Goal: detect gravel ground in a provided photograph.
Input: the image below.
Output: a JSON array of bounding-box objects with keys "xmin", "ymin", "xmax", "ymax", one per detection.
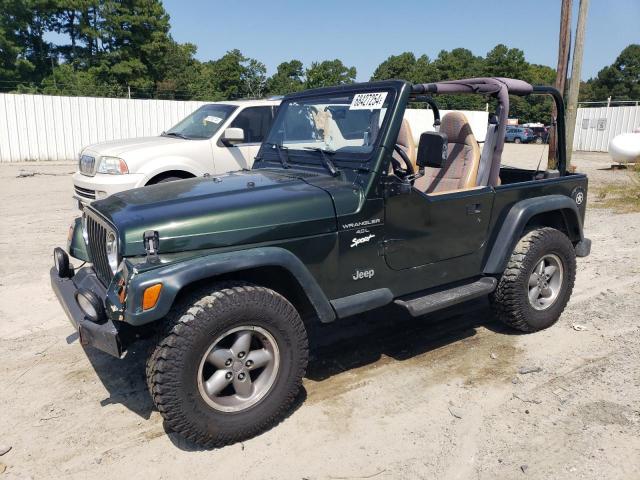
[{"xmin": 0, "ymin": 145, "xmax": 639, "ymax": 479}]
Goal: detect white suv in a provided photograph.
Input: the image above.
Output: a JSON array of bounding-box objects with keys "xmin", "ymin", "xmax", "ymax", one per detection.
[{"xmin": 73, "ymin": 99, "xmax": 280, "ymax": 207}]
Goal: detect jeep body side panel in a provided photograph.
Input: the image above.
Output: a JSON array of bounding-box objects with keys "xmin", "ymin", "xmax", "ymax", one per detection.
[
  {"xmin": 483, "ymin": 174, "xmax": 588, "ymax": 274},
  {"xmin": 124, "ymin": 246, "xmax": 337, "ymax": 326}
]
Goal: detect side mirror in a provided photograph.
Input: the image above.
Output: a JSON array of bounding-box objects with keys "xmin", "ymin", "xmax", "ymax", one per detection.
[
  {"xmin": 221, "ymin": 127, "xmax": 245, "ymax": 146},
  {"xmin": 416, "ymin": 132, "xmax": 448, "ymax": 169}
]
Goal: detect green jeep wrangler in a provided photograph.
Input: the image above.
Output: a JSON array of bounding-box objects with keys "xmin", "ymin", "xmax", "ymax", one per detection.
[{"xmin": 51, "ymin": 77, "xmax": 590, "ymax": 447}]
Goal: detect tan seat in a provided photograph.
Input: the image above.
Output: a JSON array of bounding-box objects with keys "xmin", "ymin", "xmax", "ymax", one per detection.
[
  {"xmin": 415, "ymin": 112, "xmax": 481, "ymax": 194},
  {"xmin": 392, "ymin": 118, "xmax": 417, "ymax": 172}
]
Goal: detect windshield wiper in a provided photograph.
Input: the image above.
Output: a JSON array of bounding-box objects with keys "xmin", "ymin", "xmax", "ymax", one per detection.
[
  {"xmin": 162, "ymin": 131, "xmax": 189, "ymax": 139},
  {"xmin": 303, "ymin": 147, "xmax": 340, "ymax": 177},
  {"xmin": 263, "ymin": 142, "xmax": 290, "ymax": 169}
]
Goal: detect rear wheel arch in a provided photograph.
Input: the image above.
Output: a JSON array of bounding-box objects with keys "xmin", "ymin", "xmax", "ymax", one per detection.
[
  {"xmin": 483, "ymin": 195, "xmax": 583, "ymax": 274},
  {"xmin": 524, "ymin": 209, "xmax": 581, "ymax": 243}
]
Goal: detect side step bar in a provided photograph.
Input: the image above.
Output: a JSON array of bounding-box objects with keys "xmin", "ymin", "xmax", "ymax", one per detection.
[{"xmin": 394, "ymin": 277, "xmax": 497, "ymax": 317}]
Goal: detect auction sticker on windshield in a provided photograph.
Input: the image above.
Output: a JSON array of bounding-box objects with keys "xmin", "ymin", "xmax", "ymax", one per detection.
[
  {"xmin": 350, "ymin": 92, "xmax": 388, "ymax": 110},
  {"xmin": 204, "ymin": 115, "xmax": 223, "ymax": 124}
]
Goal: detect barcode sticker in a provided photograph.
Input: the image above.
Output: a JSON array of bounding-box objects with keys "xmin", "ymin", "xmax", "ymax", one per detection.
[{"xmin": 349, "ymin": 92, "xmax": 388, "ymax": 110}]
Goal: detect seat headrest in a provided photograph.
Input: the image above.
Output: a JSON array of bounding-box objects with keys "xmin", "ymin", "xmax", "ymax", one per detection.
[
  {"xmin": 396, "ymin": 118, "xmax": 413, "ymax": 150},
  {"xmin": 440, "ymin": 112, "xmax": 476, "ymax": 145}
]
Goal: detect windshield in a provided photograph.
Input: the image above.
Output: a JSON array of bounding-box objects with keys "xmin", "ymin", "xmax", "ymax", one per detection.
[
  {"xmin": 165, "ymin": 104, "xmax": 237, "ymax": 139},
  {"xmin": 263, "ymin": 90, "xmax": 394, "ymax": 160}
]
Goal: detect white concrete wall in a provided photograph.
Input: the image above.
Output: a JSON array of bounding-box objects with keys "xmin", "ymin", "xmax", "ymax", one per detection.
[
  {"xmin": 0, "ymin": 93, "xmax": 206, "ymax": 162},
  {"xmin": 574, "ymin": 105, "xmax": 640, "ymax": 152}
]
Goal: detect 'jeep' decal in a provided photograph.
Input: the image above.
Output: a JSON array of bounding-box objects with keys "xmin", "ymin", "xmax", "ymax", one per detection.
[{"xmin": 352, "ymin": 269, "xmax": 375, "ymax": 280}]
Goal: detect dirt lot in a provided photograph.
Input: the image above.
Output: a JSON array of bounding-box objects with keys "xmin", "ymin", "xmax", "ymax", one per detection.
[{"xmin": 0, "ymin": 145, "xmax": 639, "ymax": 479}]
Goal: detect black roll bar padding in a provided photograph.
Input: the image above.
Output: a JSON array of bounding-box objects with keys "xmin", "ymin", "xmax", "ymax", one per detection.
[
  {"xmin": 409, "ymin": 95, "xmax": 441, "ymax": 125},
  {"xmin": 532, "ymin": 85, "xmax": 566, "ymax": 175}
]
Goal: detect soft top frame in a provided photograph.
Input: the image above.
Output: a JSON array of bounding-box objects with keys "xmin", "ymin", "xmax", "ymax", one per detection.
[{"xmin": 410, "ymin": 77, "xmax": 566, "ymax": 184}]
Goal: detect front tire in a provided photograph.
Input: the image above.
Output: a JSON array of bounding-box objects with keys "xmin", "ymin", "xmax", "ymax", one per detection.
[
  {"xmin": 146, "ymin": 283, "xmax": 308, "ymax": 447},
  {"xmin": 490, "ymin": 227, "xmax": 576, "ymax": 332},
  {"xmin": 514, "ymin": 137, "xmax": 522, "ymax": 144}
]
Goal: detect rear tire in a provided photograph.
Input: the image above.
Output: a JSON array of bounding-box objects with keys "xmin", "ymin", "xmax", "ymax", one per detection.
[
  {"xmin": 490, "ymin": 227, "xmax": 576, "ymax": 332},
  {"xmin": 146, "ymin": 283, "xmax": 308, "ymax": 447},
  {"xmin": 535, "ymin": 137, "xmax": 543, "ymax": 144},
  {"xmin": 514, "ymin": 137, "xmax": 522, "ymax": 144}
]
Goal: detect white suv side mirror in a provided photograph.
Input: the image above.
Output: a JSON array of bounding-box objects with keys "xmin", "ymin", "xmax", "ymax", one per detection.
[{"xmin": 221, "ymin": 127, "xmax": 245, "ymax": 146}]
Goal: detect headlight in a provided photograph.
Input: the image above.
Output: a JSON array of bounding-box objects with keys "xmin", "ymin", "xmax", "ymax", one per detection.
[
  {"xmin": 98, "ymin": 156, "xmax": 129, "ymax": 174},
  {"xmin": 106, "ymin": 231, "xmax": 119, "ymax": 273}
]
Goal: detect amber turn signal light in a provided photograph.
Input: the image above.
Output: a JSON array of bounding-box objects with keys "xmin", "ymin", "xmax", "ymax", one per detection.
[{"xmin": 142, "ymin": 284, "xmax": 162, "ymax": 310}]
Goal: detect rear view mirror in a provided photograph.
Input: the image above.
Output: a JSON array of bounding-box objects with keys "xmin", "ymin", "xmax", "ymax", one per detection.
[
  {"xmin": 416, "ymin": 132, "xmax": 448, "ymax": 168},
  {"xmin": 221, "ymin": 127, "xmax": 244, "ymax": 146}
]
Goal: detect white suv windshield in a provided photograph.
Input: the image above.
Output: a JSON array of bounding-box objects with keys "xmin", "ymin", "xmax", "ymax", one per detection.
[
  {"xmin": 165, "ymin": 104, "xmax": 237, "ymax": 139},
  {"xmin": 265, "ymin": 90, "xmax": 393, "ymax": 156}
]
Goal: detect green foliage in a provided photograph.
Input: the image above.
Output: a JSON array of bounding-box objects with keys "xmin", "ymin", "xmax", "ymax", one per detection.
[
  {"xmin": 580, "ymin": 44, "xmax": 640, "ymax": 102},
  {"xmin": 266, "ymin": 60, "xmax": 305, "ymax": 96},
  {"xmin": 0, "ymin": 3, "xmax": 635, "ymax": 113},
  {"xmin": 304, "ymin": 59, "xmax": 356, "ymax": 89}
]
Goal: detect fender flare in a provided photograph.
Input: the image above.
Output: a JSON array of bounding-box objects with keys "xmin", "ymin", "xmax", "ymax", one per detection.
[
  {"xmin": 483, "ymin": 195, "xmax": 583, "ymax": 274},
  {"xmin": 123, "ymin": 247, "xmax": 336, "ymax": 326}
]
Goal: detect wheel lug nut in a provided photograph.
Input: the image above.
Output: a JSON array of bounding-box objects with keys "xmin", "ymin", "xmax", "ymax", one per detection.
[
  {"xmin": 225, "ymin": 372, "xmax": 232, "ymax": 380},
  {"xmin": 225, "ymin": 359, "xmax": 232, "ymax": 366},
  {"xmin": 238, "ymin": 372, "xmax": 246, "ymax": 380},
  {"xmin": 238, "ymin": 351, "xmax": 246, "ymax": 359},
  {"xmin": 246, "ymin": 360, "xmax": 253, "ymax": 367}
]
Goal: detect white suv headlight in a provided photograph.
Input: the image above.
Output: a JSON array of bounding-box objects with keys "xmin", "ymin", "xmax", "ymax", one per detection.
[
  {"xmin": 98, "ymin": 156, "xmax": 129, "ymax": 174},
  {"xmin": 106, "ymin": 231, "xmax": 119, "ymax": 274}
]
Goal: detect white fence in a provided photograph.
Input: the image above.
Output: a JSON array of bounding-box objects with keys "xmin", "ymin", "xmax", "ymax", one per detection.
[
  {"xmin": 0, "ymin": 93, "xmax": 206, "ymax": 162},
  {"xmin": 2, "ymin": 93, "xmax": 638, "ymax": 162},
  {"xmin": 573, "ymin": 105, "xmax": 640, "ymax": 152}
]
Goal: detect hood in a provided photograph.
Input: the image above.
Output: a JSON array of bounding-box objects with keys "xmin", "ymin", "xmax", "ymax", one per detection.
[
  {"xmin": 83, "ymin": 136, "xmax": 191, "ymax": 158},
  {"xmin": 90, "ymin": 169, "xmax": 339, "ymax": 256}
]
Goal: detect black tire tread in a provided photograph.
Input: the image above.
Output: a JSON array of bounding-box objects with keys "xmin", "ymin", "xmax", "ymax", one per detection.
[
  {"xmin": 490, "ymin": 227, "xmax": 576, "ymax": 332},
  {"xmin": 146, "ymin": 282, "xmax": 308, "ymax": 448}
]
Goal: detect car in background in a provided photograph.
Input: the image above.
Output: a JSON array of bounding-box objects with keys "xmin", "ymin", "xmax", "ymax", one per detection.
[
  {"xmin": 72, "ymin": 99, "xmax": 280, "ymax": 208},
  {"xmin": 530, "ymin": 126, "xmax": 550, "ymax": 144},
  {"xmin": 505, "ymin": 125, "xmax": 535, "ymax": 144}
]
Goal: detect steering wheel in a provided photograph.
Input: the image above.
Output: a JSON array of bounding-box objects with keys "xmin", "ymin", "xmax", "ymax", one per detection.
[{"xmin": 391, "ymin": 144, "xmax": 415, "ymax": 181}]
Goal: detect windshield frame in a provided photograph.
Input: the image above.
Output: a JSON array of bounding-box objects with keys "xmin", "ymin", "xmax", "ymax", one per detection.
[
  {"xmin": 258, "ymin": 87, "xmax": 397, "ymax": 166},
  {"xmin": 164, "ymin": 103, "xmax": 238, "ymax": 140}
]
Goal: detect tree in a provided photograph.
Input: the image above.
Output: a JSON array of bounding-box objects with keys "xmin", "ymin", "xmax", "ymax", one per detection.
[
  {"xmin": 0, "ymin": 0, "xmax": 57, "ymax": 87},
  {"xmin": 305, "ymin": 59, "xmax": 356, "ymax": 89},
  {"xmin": 581, "ymin": 44, "xmax": 640, "ymax": 101},
  {"xmin": 266, "ymin": 60, "xmax": 305, "ymax": 95},
  {"xmin": 371, "ymin": 52, "xmax": 416, "ymax": 81}
]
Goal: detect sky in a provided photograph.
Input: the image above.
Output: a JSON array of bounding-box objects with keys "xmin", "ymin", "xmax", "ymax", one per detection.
[{"xmin": 162, "ymin": 0, "xmax": 639, "ymax": 81}]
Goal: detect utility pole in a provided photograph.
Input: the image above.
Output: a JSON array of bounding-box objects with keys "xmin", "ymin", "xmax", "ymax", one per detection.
[
  {"xmin": 565, "ymin": 0, "xmax": 590, "ymax": 167},
  {"xmin": 548, "ymin": 0, "xmax": 572, "ymax": 169}
]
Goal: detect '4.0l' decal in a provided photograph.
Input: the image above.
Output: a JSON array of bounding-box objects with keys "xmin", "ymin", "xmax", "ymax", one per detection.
[{"xmin": 352, "ymin": 269, "xmax": 375, "ymax": 280}]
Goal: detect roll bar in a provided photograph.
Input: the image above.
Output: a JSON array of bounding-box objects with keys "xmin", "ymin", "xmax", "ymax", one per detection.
[{"xmin": 410, "ymin": 78, "xmax": 566, "ymax": 182}]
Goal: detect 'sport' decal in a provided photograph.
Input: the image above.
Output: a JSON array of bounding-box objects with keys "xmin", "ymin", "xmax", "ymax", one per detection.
[{"xmin": 350, "ymin": 234, "xmax": 376, "ymax": 248}]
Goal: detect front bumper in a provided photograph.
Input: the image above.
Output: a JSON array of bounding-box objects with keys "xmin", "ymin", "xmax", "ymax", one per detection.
[
  {"xmin": 72, "ymin": 171, "xmax": 145, "ymax": 205},
  {"xmin": 50, "ymin": 266, "xmax": 129, "ymax": 358}
]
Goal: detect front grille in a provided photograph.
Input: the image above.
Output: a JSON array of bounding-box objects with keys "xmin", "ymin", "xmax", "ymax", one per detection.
[
  {"xmin": 85, "ymin": 214, "xmax": 114, "ymax": 285},
  {"xmin": 79, "ymin": 155, "xmax": 96, "ymax": 175},
  {"xmin": 74, "ymin": 185, "xmax": 96, "ymax": 200}
]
